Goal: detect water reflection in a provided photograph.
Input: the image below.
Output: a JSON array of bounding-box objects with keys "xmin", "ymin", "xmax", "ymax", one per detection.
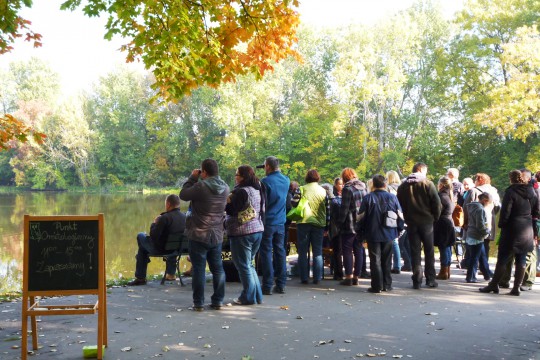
[{"xmin": 0, "ymin": 192, "xmax": 191, "ymax": 293}]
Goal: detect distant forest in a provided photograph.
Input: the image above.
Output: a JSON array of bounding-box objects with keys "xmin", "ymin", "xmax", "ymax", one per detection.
[{"xmin": 1, "ymin": 0, "xmax": 539, "ymax": 190}]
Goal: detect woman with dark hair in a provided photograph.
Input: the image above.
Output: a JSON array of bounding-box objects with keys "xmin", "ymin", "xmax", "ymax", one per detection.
[
  {"xmin": 480, "ymin": 170, "xmax": 540, "ymax": 296},
  {"xmin": 434, "ymin": 176, "xmax": 456, "ymax": 280},
  {"xmin": 292, "ymin": 169, "xmax": 329, "ymax": 284},
  {"xmin": 225, "ymin": 165, "xmax": 265, "ymax": 305}
]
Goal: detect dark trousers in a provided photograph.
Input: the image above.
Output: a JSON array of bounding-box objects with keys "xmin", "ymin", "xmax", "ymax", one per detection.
[
  {"xmin": 368, "ymin": 241, "xmax": 393, "ymax": 291},
  {"xmin": 407, "ymin": 223, "xmax": 436, "ymax": 284},
  {"xmin": 331, "ymin": 235, "xmax": 343, "ymax": 279},
  {"xmin": 341, "ymin": 233, "xmax": 363, "ymax": 277}
]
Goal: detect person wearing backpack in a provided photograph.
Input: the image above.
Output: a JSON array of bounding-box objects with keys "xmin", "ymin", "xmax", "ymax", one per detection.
[
  {"xmin": 358, "ymin": 175, "xmax": 404, "ymax": 293},
  {"xmin": 336, "ymin": 168, "xmax": 367, "ymax": 286}
]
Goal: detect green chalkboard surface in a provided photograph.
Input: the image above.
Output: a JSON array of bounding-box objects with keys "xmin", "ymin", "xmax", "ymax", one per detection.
[{"xmin": 27, "ymin": 220, "xmax": 99, "ymax": 291}]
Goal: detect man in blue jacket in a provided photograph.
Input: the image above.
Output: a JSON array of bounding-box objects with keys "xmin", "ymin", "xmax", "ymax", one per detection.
[{"xmin": 260, "ymin": 156, "xmax": 290, "ymax": 295}]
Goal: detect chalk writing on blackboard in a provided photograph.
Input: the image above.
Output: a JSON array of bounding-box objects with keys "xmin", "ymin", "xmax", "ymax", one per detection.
[{"xmin": 27, "ymin": 220, "xmax": 99, "ymax": 291}]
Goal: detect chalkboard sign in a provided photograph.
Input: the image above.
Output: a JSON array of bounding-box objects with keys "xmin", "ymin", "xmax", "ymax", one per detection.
[
  {"xmin": 22, "ymin": 215, "xmax": 107, "ymax": 360},
  {"xmin": 26, "ymin": 218, "xmax": 99, "ymax": 291}
]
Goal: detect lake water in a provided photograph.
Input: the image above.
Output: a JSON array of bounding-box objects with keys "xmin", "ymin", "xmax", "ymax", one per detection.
[{"xmin": 0, "ymin": 192, "xmax": 192, "ymax": 293}]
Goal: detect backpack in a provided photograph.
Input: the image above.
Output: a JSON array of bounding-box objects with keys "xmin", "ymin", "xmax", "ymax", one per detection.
[{"xmin": 452, "ymin": 204, "xmax": 464, "ymax": 227}]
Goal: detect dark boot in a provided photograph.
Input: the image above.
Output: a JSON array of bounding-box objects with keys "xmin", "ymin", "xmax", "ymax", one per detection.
[
  {"xmin": 508, "ymin": 265, "xmax": 526, "ymax": 296},
  {"xmin": 480, "ymin": 258, "xmax": 507, "ymax": 294}
]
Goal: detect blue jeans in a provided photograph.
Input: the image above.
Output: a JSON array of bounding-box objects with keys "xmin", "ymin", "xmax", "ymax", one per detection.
[
  {"xmin": 466, "ymin": 243, "xmax": 485, "ymax": 282},
  {"xmin": 392, "ymin": 238, "xmax": 401, "ymax": 270},
  {"xmin": 230, "ymin": 233, "xmax": 263, "ymax": 305},
  {"xmin": 135, "ymin": 232, "xmax": 176, "ymax": 279},
  {"xmin": 399, "ymin": 231, "xmax": 411, "ymax": 269},
  {"xmin": 189, "ymin": 240, "xmax": 225, "ymax": 307},
  {"xmin": 260, "ymin": 224, "xmax": 287, "ymax": 290},
  {"xmin": 296, "ymin": 224, "xmax": 324, "ymax": 282},
  {"xmin": 438, "ymin": 246, "xmax": 452, "ymax": 267},
  {"xmin": 341, "ymin": 233, "xmax": 364, "ymax": 277}
]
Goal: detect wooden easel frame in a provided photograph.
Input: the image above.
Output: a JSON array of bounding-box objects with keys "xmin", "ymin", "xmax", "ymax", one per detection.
[{"xmin": 21, "ymin": 214, "xmax": 107, "ymax": 359}]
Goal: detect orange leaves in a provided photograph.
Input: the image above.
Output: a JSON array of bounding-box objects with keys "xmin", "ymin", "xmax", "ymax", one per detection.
[
  {"xmin": 64, "ymin": 0, "xmax": 301, "ymax": 102},
  {"xmin": 0, "ymin": 114, "xmax": 46, "ymax": 151}
]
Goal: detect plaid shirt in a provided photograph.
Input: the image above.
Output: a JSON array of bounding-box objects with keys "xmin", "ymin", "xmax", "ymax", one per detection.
[{"xmin": 336, "ymin": 179, "xmax": 367, "ymax": 234}]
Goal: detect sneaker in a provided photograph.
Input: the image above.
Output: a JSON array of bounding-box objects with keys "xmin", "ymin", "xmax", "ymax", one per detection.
[
  {"xmin": 401, "ymin": 266, "xmax": 412, "ymax": 272},
  {"xmin": 273, "ymin": 286, "xmax": 286, "ymax": 294},
  {"xmin": 360, "ymin": 272, "xmax": 371, "ymax": 279},
  {"xmin": 391, "ymin": 269, "xmax": 401, "ymax": 274},
  {"xmin": 191, "ymin": 305, "xmax": 204, "ymax": 312},
  {"xmin": 426, "ymin": 280, "xmax": 438, "ymax": 288},
  {"xmin": 209, "ymin": 304, "xmax": 222, "ymax": 310},
  {"xmin": 383, "ymin": 286, "xmax": 393, "ymax": 292},
  {"xmin": 127, "ymin": 278, "xmax": 147, "ymax": 286}
]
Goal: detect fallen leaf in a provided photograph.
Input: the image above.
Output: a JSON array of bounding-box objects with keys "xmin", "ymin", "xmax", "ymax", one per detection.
[
  {"xmin": 356, "ymin": 354, "xmax": 364, "ymax": 357},
  {"xmin": 135, "ymin": 317, "xmax": 143, "ymax": 321},
  {"xmin": 162, "ymin": 346, "xmax": 170, "ymax": 352},
  {"xmin": 166, "ymin": 315, "xmax": 172, "ymax": 318},
  {"xmin": 296, "ymin": 316, "xmax": 303, "ymax": 319},
  {"xmin": 429, "ymin": 321, "xmax": 435, "ymax": 326},
  {"xmin": 121, "ymin": 347, "xmax": 132, "ymax": 352},
  {"xmin": 222, "ymin": 326, "xmax": 230, "ymax": 329},
  {"xmin": 242, "ymin": 356, "xmax": 254, "ymax": 360},
  {"xmin": 280, "ymin": 306, "xmax": 289, "ymax": 310},
  {"xmin": 204, "ymin": 344, "xmax": 212, "ymax": 348},
  {"xmin": 425, "ymin": 312, "xmax": 438, "ymax": 316},
  {"xmin": 339, "ymin": 348, "xmax": 350, "ymax": 352},
  {"xmin": 344, "ymin": 340, "xmax": 352, "ymax": 343},
  {"xmin": 367, "ymin": 354, "xmax": 377, "ymax": 357},
  {"xmin": 392, "ymin": 356, "xmax": 403, "ymax": 359}
]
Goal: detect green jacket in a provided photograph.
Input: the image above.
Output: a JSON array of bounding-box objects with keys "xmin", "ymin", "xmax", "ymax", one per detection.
[{"xmin": 297, "ymin": 182, "xmax": 328, "ymax": 228}]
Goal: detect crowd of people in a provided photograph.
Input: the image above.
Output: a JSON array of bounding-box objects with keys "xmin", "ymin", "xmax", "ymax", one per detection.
[{"xmin": 127, "ymin": 157, "xmax": 540, "ymax": 310}]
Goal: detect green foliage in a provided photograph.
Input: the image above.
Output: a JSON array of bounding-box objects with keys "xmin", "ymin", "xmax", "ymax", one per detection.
[{"xmin": 2, "ymin": 0, "xmax": 539, "ymax": 191}]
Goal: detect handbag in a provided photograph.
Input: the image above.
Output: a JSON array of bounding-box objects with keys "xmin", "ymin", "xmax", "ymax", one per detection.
[
  {"xmin": 238, "ymin": 200, "xmax": 256, "ymax": 224},
  {"xmin": 286, "ymin": 187, "xmax": 308, "ymax": 221}
]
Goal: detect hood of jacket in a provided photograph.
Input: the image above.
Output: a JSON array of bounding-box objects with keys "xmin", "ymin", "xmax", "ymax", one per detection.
[
  {"xmin": 202, "ymin": 176, "xmax": 228, "ymax": 195},
  {"xmin": 466, "ymin": 201, "xmax": 484, "ymax": 218},
  {"xmin": 346, "ymin": 178, "xmax": 366, "ymax": 192},
  {"xmin": 508, "ymin": 183, "xmax": 535, "ymax": 200},
  {"xmin": 406, "ymin": 172, "xmax": 426, "ymax": 184}
]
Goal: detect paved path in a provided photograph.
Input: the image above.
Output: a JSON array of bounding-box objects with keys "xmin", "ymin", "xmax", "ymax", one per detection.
[{"xmin": 1, "ymin": 268, "xmax": 539, "ymax": 360}]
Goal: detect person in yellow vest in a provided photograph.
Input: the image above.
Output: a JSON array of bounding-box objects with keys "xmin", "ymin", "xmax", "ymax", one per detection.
[{"xmin": 291, "ymin": 169, "xmax": 330, "ymax": 284}]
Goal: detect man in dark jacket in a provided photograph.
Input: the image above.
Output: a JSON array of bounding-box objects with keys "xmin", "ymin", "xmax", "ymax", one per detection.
[
  {"xmin": 128, "ymin": 194, "xmax": 186, "ymax": 286},
  {"xmin": 358, "ymin": 175, "xmax": 404, "ymax": 293},
  {"xmin": 180, "ymin": 159, "xmax": 230, "ymax": 311},
  {"xmin": 397, "ymin": 163, "xmax": 442, "ymax": 289}
]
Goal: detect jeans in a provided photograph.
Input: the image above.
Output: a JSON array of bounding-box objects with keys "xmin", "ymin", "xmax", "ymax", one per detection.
[
  {"xmin": 438, "ymin": 246, "xmax": 452, "ymax": 267},
  {"xmin": 399, "ymin": 231, "xmax": 411, "ymax": 270},
  {"xmin": 407, "ymin": 223, "xmax": 436, "ymax": 284},
  {"xmin": 368, "ymin": 241, "xmax": 393, "ymax": 291},
  {"xmin": 189, "ymin": 240, "xmax": 225, "ymax": 307},
  {"xmin": 392, "ymin": 238, "xmax": 401, "ymax": 270},
  {"xmin": 260, "ymin": 224, "xmax": 287, "ymax": 290},
  {"xmin": 296, "ymin": 224, "xmax": 324, "ymax": 282},
  {"xmin": 230, "ymin": 233, "xmax": 263, "ymax": 304},
  {"xmin": 341, "ymin": 233, "xmax": 363, "ymax": 277},
  {"xmin": 135, "ymin": 232, "xmax": 176, "ymax": 279},
  {"xmin": 466, "ymin": 243, "xmax": 485, "ymax": 282}
]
